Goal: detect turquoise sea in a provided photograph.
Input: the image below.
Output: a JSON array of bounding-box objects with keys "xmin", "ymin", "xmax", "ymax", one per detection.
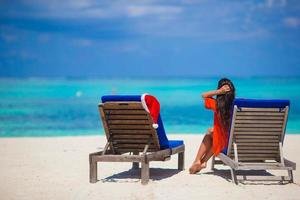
[{"xmin": 0, "ymin": 77, "xmax": 300, "ymax": 137}]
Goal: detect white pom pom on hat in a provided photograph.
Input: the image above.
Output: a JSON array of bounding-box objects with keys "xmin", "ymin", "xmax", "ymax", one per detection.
[{"xmin": 152, "ymin": 123, "xmax": 158, "ymax": 129}]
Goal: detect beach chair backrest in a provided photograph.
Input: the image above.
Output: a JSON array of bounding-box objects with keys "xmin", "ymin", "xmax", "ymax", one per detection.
[
  {"xmin": 227, "ymin": 99, "xmax": 289, "ymax": 162},
  {"xmin": 99, "ymin": 101, "xmax": 161, "ymax": 154}
]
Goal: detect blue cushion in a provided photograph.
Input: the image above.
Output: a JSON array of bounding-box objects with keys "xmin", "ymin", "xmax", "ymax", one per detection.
[
  {"xmin": 102, "ymin": 95, "xmax": 141, "ymax": 102},
  {"xmin": 101, "ymin": 95, "xmax": 184, "ymax": 150},
  {"xmin": 168, "ymin": 140, "xmax": 184, "ymax": 148},
  {"xmin": 156, "ymin": 115, "xmax": 170, "ymax": 149},
  {"xmin": 233, "ymin": 98, "xmax": 290, "ymax": 108},
  {"xmin": 222, "ymin": 98, "xmax": 290, "ymax": 155}
]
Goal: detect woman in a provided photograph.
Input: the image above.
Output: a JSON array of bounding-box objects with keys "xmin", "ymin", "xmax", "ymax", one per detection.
[{"xmin": 189, "ymin": 78, "xmax": 236, "ymax": 174}]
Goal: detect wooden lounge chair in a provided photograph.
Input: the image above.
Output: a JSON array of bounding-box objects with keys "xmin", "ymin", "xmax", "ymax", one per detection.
[
  {"xmin": 211, "ymin": 98, "xmax": 296, "ymax": 184},
  {"xmin": 89, "ymin": 95, "xmax": 185, "ymax": 185}
]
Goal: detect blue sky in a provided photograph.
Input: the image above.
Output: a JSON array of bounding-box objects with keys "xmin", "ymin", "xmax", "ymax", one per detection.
[{"xmin": 0, "ymin": 0, "xmax": 300, "ymax": 77}]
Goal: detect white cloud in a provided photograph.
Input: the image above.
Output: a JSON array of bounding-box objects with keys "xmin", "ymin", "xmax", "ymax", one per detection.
[
  {"xmin": 265, "ymin": 0, "xmax": 286, "ymax": 8},
  {"xmin": 283, "ymin": 17, "xmax": 300, "ymax": 28},
  {"xmin": 126, "ymin": 5, "xmax": 182, "ymax": 17},
  {"xmin": 2, "ymin": 0, "xmax": 296, "ymax": 42},
  {"xmin": 13, "ymin": 0, "xmax": 182, "ymax": 19},
  {"xmin": 72, "ymin": 38, "xmax": 93, "ymax": 47}
]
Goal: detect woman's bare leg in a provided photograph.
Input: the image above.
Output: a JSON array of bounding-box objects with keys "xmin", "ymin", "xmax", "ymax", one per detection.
[
  {"xmin": 193, "ymin": 133, "xmax": 212, "ymax": 162},
  {"xmin": 199, "ymin": 145, "xmax": 214, "ymax": 169},
  {"xmin": 189, "ymin": 128, "xmax": 213, "ymax": 174}
]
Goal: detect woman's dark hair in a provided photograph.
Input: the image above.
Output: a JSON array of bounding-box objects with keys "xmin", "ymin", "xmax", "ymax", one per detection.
[{"xmin": 216, "ymin": 78, "xmax": 236, "ymax": 130}]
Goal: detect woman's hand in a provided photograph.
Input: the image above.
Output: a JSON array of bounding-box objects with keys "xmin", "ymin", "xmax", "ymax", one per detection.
[
  {"xmin": 217, "ymin": 85, "xmax": 231, "ymax": 94},
  {"xmin": 202, "ymin": 84, "xmax": 231, "ymax": 98}
]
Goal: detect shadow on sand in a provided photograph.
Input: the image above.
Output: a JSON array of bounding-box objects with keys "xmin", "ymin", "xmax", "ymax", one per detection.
[
  {"xmin": 101, "ymin": 168, "xmax": 181, "ymax": 183},
  {"xmin": 202, "ymin": 169, "xmax": 290, "ymax": 185}
]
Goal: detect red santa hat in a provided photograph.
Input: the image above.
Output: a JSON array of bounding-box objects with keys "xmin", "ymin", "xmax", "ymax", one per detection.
[{"xmin": 141, "ymin": 93, "xmax": 160, "ymax": 129}]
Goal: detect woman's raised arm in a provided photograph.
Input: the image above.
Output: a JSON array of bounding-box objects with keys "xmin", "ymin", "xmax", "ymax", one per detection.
[{"xmin": 201, "ymin": 85, "xmax": 230, "ymax": 98}]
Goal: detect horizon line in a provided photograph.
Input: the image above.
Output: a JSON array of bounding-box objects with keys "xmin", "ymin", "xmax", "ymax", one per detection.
[{"xmin": 1, "ymin": 75, "xmax": 300, "ymax": 80}]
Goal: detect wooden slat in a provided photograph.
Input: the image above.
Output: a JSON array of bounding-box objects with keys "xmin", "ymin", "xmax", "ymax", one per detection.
[
  {"xmin": 112, "ymin": 139, "xmax": 153, "ymax": 144},
  {"xmin": 107, "ymin": 115, "xmax": 149, "ymax": 120},
  {"xmin": 236, "ymin": 157, "xmax": 279, "ymax": 161},
  {"xmin": 92, "ymin": 154, "xmax": 142, "ymax": 162},
  {"xmin": 234, "ymin": 146, "xmax": 279, "ymax": 150},
  {"xmin": 235, "ymin": 131, "xmax": 282, "ymax": 135},
  {"xmin": 146, "ymin": 146, "xmax": 185, "ymax": 161},
  {"xmin": 109, "ymin": 124, "xmax": 151, "ymax": 130},
  {"xmin": 238, "ymin": 162, "xmax": 281, "ymax": 165},
  {"xmin": 231, "ymin": 148, "xmax": 279, "ymax": 152},
  {"xmin": 235, "ymin": 135, "xmax": 279, "ymax": 139},
  {"xmin": 235, "ymin": 143, "xmax": 279, "ymax": 147},
  {"xmin": 115, "ymin": 147, "xmax": 155, "ymax": 151},
  {"xmin": 230, "ymin": 157, "xmax": 277, "ymax": 161},
  {"xmin": 235, "ymin": 139, "xmax": 279, "ymax": 143},
  {"xmin": 234, "ymin": 128, "xmax": 282, "ymax": 132},
  {"xmin": 235, "ymin": 123, "xmax": 283, "ymax": 128},
  {"xmin": 112, "ymin": 135, "xmax": 152, "ymax": 139},
  {"xmin": 236, "ymin": 159, "xmax": 272, "ymax": 162},
  {"xmin": 227, "ymin": 155, "xmax": 267, "ymax": 161},
  {"xmin": 114, "ymin": 144, "xmax": 156, "ymax": 148},
  {"xmin": 236, "ymin": 112, "xmax": 284, "ymax": 116},
  {"xmin": 110, "ymin": 129, "xmax": 153, "ymax": 134},
  {"xmin": 114, "ymin": 144, "xmax": 157, "ymax": 149},
  {"xmin": 235, "ymin": 120, "xmax": 283, "ymax": 124},
  {"xmin": 233, "ymin": 153, "xmax": 279, "ymax": 160},
  {"xmin": 238, "ymin": 108, "xmax": 281, "ymax": 112},
  {"xmin": 117, "ymin": 149, "xmax": 157, "ymax": 153},
  {"xmin": 113, "ymin": 145, "xmax": 156, "ymax": 151},
  {"xmin": 112, "ymin": 136, "xmax": 160, "ymax": 151},
  {"xmin": 232, "ymin": 153, "xmax": 278, "ymax": 158},
  {"xmin": 105, "ymin": 110, "xmax": 147, "ymax": 115},
  {"xmin": 236, "ymin": 115, "xmax": 284, "ymax": 120},
  {"xmin": 235, "ymin": 136, "xmax": 279, "ymax": 141},
  {"xmin": 103, "ymin": 102, "xmax": 144, "ymax": 109},
  {"xmin": 108, "ymin": 120, "xmax": 150, "ymax": 125},
  {"xmin": 231, "ymin": 149, "xmax": 279, "ymax": 154}
]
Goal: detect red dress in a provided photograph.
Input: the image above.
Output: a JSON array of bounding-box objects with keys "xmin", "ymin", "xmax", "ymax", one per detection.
[{"xmin": 204, "ymin": 98, "xmax": 228, "ymax": 156}]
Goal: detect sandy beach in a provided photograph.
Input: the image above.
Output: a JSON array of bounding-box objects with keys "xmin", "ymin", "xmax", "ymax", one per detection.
[{"xmin": 1, "ymin": 134, "xmax": 300, "ymax": 200}]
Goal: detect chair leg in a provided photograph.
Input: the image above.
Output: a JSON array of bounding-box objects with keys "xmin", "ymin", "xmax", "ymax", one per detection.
[
  {"xmin": 211, "ymin": 156, "xmax": 215, "ymax": 170},
  {"xmin": 132, "ymin": 151, "xmax": 139, "ymax": 169},
  {"xmin": 141, "ymin": 161, "xmax": 150, "ymax": 185},
  {"xmin": 230, "ymin": 168, "xmax": 238, "ymax": 185},
  {"xmin": 178, "ymin": 152, "xmax": 185, "ymax": 170},
  {"xmin": 89, "ymin": 154, "xmax": 97, "ymax": 183},
  {"xmin": 288, "ymin": 170, "xmax": 294, "ymax": 183}
]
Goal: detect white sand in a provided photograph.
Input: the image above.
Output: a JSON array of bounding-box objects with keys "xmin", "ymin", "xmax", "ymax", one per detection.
[{"xmin": 1, "ymin": 134, "xmax": 300, "ymax": 200}]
